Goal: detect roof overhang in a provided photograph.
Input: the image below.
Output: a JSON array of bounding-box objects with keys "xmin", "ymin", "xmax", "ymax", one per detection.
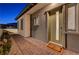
[
  {"xmin": 15, "ymin": 3, "xmax": 37, "ymax": 20},
  {"xmin": 15, "ymin": 3, "xmax": 50, "ymax": 20},
  {"xmin": 26, "ymin": 3, "xmax": 50, "ymax": 14}
]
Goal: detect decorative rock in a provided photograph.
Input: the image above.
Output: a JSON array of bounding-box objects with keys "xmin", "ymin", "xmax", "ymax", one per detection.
[{"xmin": 3, "ymin": 39, "xmax": 7, "ymax": 43}]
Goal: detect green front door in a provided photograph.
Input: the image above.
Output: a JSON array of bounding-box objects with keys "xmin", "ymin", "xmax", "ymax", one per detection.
[{"xmin": 48, "ymin": 7, "xmax": 65, "ymax": 47}]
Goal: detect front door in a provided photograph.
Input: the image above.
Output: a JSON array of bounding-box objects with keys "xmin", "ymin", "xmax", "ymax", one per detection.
[{"xmin": 48, "ymin": 7, "xmax": 65, "ymax": 47}]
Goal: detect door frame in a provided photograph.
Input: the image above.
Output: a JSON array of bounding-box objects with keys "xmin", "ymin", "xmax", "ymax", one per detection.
[{"xmin": 46, "ymin": 5, "xmax": 66, "ymax": 48}]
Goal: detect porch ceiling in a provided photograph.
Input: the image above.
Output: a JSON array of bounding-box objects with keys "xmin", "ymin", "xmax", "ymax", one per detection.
[{"xmin": 26, "ymin": 3, "xmax": 50, "ymax": 14}]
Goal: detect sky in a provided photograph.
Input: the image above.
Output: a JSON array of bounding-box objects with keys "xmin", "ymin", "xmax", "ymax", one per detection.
[{"xmin": 0, "ymin": 3, "xmax": 27, "ymax": 24}]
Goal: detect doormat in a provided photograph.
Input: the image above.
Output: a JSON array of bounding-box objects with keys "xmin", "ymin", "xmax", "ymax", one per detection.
[{"xmin": 47, "ymin": 42, "xmax": 64, "ymax": 53}]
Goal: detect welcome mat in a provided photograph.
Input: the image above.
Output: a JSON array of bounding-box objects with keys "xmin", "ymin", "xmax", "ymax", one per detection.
[{"xmin": 47, "ymin": 42, "xmax": 64, "ymax": 53}]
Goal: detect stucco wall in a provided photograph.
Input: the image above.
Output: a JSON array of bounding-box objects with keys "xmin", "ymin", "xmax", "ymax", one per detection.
[
  {"xmin": 24, "ymin": 15, "xmax": 30, "ymax": 37},
  {"xmin": 17, "ymin": 14, "xmax": 30, "ymax": 37},
  {"xmin": 31, "ymin": 8, "xmax": 47, "ymax": 42},
  {"xmin": 67, "ymin": 34, "xmax": 79, "ymax": 52}
]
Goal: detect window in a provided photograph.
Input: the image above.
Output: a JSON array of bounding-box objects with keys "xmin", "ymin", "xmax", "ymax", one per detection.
[
  {"xmin": 21, "ymin": 19, "xmax": 23, "ymax": 30},
  {"xmin": 33, "ymin": 16, "xmax": 39, "ymax": 26},
  {"xmin": 67, "ymin": 4, "xmax": 76, "ymax": 31}
]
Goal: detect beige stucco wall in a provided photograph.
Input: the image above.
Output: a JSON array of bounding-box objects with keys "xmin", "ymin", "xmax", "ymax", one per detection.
[
  {"xmin": 24, "ymin": 14, "xmax": 30, "ymax": 37},
  {"xmin": 17, "ymin": 13, "xmax": 30, "ymax": 37},
  {"xmin": 17, "ymin": 3, "xmax": 64, "ymax": 38}
]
